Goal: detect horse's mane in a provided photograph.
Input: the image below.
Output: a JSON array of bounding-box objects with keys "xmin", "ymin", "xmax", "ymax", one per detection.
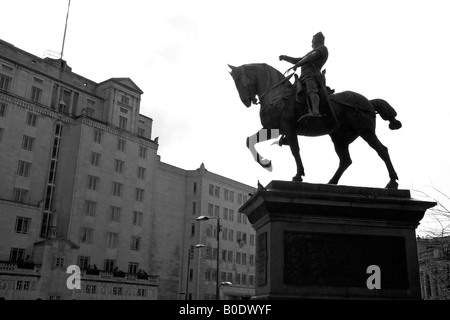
[{"xmin": 243, "ymin": 63, "xmax": 286, "ymax": 83}]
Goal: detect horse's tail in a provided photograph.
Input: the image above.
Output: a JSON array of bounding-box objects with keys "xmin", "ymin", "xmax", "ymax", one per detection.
[{"xmin": 370, "ymin": 98, "xmax": 402, "ymax": 130}]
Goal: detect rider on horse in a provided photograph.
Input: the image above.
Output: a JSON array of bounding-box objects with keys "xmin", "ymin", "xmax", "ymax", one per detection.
[{"xmin": 279, "ymin": 32, "xmax": 329, "ymax": 119}]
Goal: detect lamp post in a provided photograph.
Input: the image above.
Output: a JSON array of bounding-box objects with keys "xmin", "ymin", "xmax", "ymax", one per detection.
[
  {"xmin": 185, "ymin": 244, "xmax": 204, "ymax": 300},
  {"xmin": 197, "ymin": 215, "xmax": 221, "ymax": 300}
]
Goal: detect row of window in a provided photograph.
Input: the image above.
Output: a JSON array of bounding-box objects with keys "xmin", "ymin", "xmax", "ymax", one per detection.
[
  {"xmin": 84, "ymin": 201, "xmax": 143, "ymax": 224},
  {"xmin": 203, "ymin": 247, "xmax": 255, "ymax": 266},
  {"xmin": 87, "ymin": 175, "xmax": 145, "ymax": 201},
  {"xmin": 0, "ymin": 104, "xmax": 38, "ymax": 126},
  {"xmin": 93, "ymin": 130, "xmax": 149, "ymax": 158},
  {"xmin": 90, "ymin": 152, "xmax": 147, "ymax": 179},
  {"xmin": 206, "ymin": 184, "xmax": 249, "ymax": 205},
  {"xmin": 81, "ymin": 284, "xmax": 148, "ymax": 297},
  {"xmin": 202, "ymin": 269, "xmax": 255, "ymax": 286},
  {"xmin": 206, "ymin": 204, "xmax": 249, "ymax": 224},
  {"xmin": 79, "ymin": 227, "xmax": 142, "ymax": 251},
  {"xmin": 77, "ymin": 256, "xmax": 146, "ymax": 277},
  {"xmin": 203, "ymin": 225, "xmax": 254, "ymax": 246}
]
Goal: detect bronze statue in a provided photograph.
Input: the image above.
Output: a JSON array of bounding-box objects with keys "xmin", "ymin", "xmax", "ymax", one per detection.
[
  {"xmin": 279, "ymin": 32, "xmax": 328, "ymax": 119},
  {"xmin": 229, "ymin": 62, "xmax": 402, "ymax": 189}
]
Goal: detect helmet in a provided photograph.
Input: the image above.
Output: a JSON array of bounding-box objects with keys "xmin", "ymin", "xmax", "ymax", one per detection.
[{"xmin": 312, "ymin": 32, "xmax": 325, "ymax": 44}]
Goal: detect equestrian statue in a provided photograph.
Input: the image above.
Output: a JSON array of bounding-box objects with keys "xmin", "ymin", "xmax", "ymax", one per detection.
[{"xmin": 229, "ymin": 32, "xmax": 402, "ymax": 189}]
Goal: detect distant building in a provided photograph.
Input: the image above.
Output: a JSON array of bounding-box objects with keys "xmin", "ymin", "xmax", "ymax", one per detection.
[
  {"xmin": 417, "ymin": 236, "xmax": 450, "ymax": 300},
  {"xmin": 0, "ymin": 39, "xmax": 255, "ymax": 300}
]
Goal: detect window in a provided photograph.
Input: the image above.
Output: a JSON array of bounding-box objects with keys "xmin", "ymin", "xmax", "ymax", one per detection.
[
  {"xmin": 242, "ymin": 274, "xmax": 247, "ymax": 285},
  {"xmin": 192, "ymin": 202, "xmax": 197, "ymax": 215},
  {"xmin": 139, "ymin": 146, "xmax": 147, "ymax": 159},
  {"xmin": 224, "ymin": 189, "xmax": 229, "ymax": 201},
  {"xmin": 0, "ymin": 74, "xmax": 12, "ymax": 91},
  {"xmin": 137, "ymin": 289, "xmax": 147, "ymax": 297},
  {"xmin": 227, "ymin": 272, "xmax": 232, "ymax": 283},
  {"xmin": 117, "ymin": 138, "xmax": 126, "ymax": 152},
  {"xmin": 138, "ymin": 127, "xmax": 145, "ymax": 136},
  {"xmin": 214, "ymin": 186, "xmax": 220, "ymax": 198},
  {"xmin": 214, "ymin": 205, "xmax": 219, "ymax": 217},
  {"xmin": 77, "ymin": 256, "xmax": 90, "ymax": 270},
  {"xmin": 229, "ymin": 191, "xmax": 234, "ymax": 202},
  {"xmin": 236, "ymin": 252, "xmax": 241, "ymax": 264},
  {"xmin": 133, "ymin": 211, "xmax": 143, "ymax": 226},
  {"xmin": 15, "ymin": 217, "xmax": 30, "ymax": 234},
  {"xmin": 242, "ymin": 233, "xmax": 247, "ymax": 244},
  {"xmin": 209, "ymin": 184, "xmax": 214, "ymax": 196},
  {"xmin": 236, "ymin": 231, "xmax": 242, "ymax": 244},
  {"xmin": 84, "ymin": 200, "xmax": 96, "ymax": 216},
  {"xmin": 26, "ymin": 112, "xmax": 37, "ymax": 127},
  {"xmin": 193, "ymin": 182, "xmax": 197, "ymax": 194},
  {"xmin": 87, "ymin": 175, "xmax": 99, "ymax": 190},
  {"xmin": 243, "ymin": 215, "xmax": 248, "ymax": 225},
  {"xmin": 115, "ymin": 159, "xmax": 124, "ymax": 173},
  {"xmin": 250, "ymin": 255, "xmax": 254, "ymax": 266},
  {"xmin": 235, "ymin": 273, "xmax": 241, "ymax": 285},
  {"xmin": 110, "ymin": 206, "xmax": 121, "ymax": 221},
  {"xmin": 128, "ymin": 262, "xmax": 139, "ymax": 274},
  {"xmin": 90, "ymin": 152, "xmax": 101, "ymax": 166},
  {"xmin": 237, "ymin": 213, "xmax": 242, "ymax": 223},
  {"xmin": 250, "ymin": 234, "xmax": 255, "ymax": 246},
  {"xmin": 55, "ymin": 257, "xmax": 65, "ymax": 268},
  {"xmin": 86, "ymin": 108, "xmax": 95, "ymax": 117},
  {"xmin": 130, "ymin": 236, "xmax": 141, "ymax": 251},
  {"xmin": 104, "ymin": 259, "xmax": 115, "ymax": 272},
  {"xmin": 31, "ymin": 86, "xmax": 42, "ymax": 103},
  {"xmin": 206, "ymin": 225, "xmax": 212, "ymax": 237},
  {"xmin": 189, "ymin": 269, "xmax": 194, "ymax": 281},
  {"xmin": 80, "ymin": 227, "xmax": 94, "ymax": 244},
  {"xmin": 119, "ymin": 116, "xmax": 128, "ymax": 130},
  {"xmin": 229, "ymin": 210, "xmax": 234, "ymax": 222},
  {"xmin": 0, "ymin": 128, "xmax": 3, "ymax": 142},
  {"xmin": 222, "ymin": 228, "xmax": 228, "ymax": 241},
  {"xmin": 249, "ymin": 275, "xmax": 254, "ymax": 286},
  {"xmin": 221, "ymin": 271, "xmax": 226, "ymax": 282},
  {"xmin": 22, "ymin": 135, "xmax": 35, "ymax": 151},
  {"xmin": 229, "ymin": 229, "xmax": 234, "ymax": 242},
  {"xmin": 208, "ymin": 204, "xmax": 213, "ymax": 216},
  {"xmin": 223, "ymin": 208, "xmax": 228, "ymax": 220},
  {"xmin": 13, "ymin": 188, "xmax": 28, "ymax": 203},
  {"xmin": 238, "ymin": 194, "xmax": 243, "ymax": 205},
  {"xmin": 23, "ymin": 281, "xmax": 30, "ymax": 291},
  {"xmin": 112, "ymin": 182, "xmax": 123, "ymax": 196},
  {"xmin": 121, "ymin": 95, "xmax": 130, "ymax": 105},
  {"xmin": 137, "ymin": 167, "xmax": 146, "ymax": 179},
  {"xmin": 17, "ymin": 160, "xmax": 32, "ymax": 177},
  {"xmin": 136, "ymin": 188, "xmax": 144, "ymax": 202},
  {"xmin": 222, "ymin": 250, "xmax": 227, "ymax": 262},
  {"xmin": 205, "ymin": 269, "xmax": 211, "ymax": 281},
  {"xmin": 242, "ymin": 253, "xmax": 247, "ymax": 265},
  {"xmin": 85, "ymin": 285, "xmax": 96, "ymax": 294},
  {"xmin": 107, "ymin": 232, "xmax": 118, "ymax": 248},
  {"xmin": 228, "ymin": 250, "xmax": 233, "ymax": 263},
  {"xmin": 9, "ymin": 248, "xmax": 26, "ymax": 263},
  {"xmin": 191, "ymin": 223, "xmax": 195, "ymax": 237},
  {"xmin": 93, "ymin": 130, "xmax": 102, "ymax": 143},
  {"xmin": 0, "ymin": 103, "xmax": 6, "ymax": 117},
  {"xmin": 113, "ymin": 287, "xmax": 123, "ymax": 296}
]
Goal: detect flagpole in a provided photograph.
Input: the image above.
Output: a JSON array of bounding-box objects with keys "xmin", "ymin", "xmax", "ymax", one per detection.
[{"xmin": 60, "ymin": 0, "xmax": 71, "ymax": 60}]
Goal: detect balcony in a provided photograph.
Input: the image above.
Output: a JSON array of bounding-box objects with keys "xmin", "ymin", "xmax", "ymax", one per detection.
[{"xmin": 80, "ymin": 267, "xmax": 158, "ymax": 286}]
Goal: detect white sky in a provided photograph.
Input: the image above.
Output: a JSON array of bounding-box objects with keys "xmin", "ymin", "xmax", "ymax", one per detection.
[{"xmin": 2, "ymin": 0, "xmax": 449, "ymax": 235}]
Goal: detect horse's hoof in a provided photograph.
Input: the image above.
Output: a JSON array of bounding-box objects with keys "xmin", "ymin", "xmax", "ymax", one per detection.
[
  {"xmin": 385, "ymin": 180, "xmax": 398, "ymax": 189},
  {"xmin": 328, "ymin": 180, "xmax": 338, "ymax": 185},
  {"xmin": 292, "ymin": 176, "xmax": 303, "ymax": 182}
]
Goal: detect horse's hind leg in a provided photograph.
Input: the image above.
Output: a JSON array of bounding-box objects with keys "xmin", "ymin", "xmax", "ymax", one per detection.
[
  {"xmin": 360, "ymin": 131, "xmax": 399, "ymax": 189},
  {"xmin": 285, "ymin": 128, "xmax": 305, "ymax": 181},
  {"xmin": 328, "ymin": 131, "xmax": 358, "ymax": 185}
]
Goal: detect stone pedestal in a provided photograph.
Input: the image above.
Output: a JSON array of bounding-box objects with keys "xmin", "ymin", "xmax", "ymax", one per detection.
[{"xmin": 239, "ymin": 181, "xmax": 436, "ymax": 300}]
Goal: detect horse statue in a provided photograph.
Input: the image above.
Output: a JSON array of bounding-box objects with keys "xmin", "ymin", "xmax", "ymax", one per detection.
[{"xmin": 229, "ymin": 63, "xmax": 402, "ymax": 189}]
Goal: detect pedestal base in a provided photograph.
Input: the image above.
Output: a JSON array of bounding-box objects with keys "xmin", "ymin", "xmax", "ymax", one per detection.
[{"xmin": 239, "ymin": 181, "xmax": 435, "ymax": 300}]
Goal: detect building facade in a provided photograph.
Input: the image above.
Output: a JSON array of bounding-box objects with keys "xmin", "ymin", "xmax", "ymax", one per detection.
[
  {"xmin": 0, "ymin": 39, "xmax": 256, "ymax": 300},
  {"xmin": 417, "ymin": 236, "xmax": 450, "ymax": 300}
]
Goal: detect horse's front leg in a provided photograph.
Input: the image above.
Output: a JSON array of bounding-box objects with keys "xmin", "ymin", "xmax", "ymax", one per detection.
[
  {"xmin": 246, "ymin": 128, "xmax": 279, "ymax": 171},
  {"xmin": 284, "ymin": 127, "xmax": 304, "ymax": 181}
]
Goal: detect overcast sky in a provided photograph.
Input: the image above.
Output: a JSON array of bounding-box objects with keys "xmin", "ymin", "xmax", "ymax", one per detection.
[{"xmin": 2, "ymin": 0, "xmax": 449, "ymax": 235}]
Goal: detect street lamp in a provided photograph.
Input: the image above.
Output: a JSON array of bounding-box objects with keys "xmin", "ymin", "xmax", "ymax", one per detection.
[
  {"xmin": 197, "ymin": 215, "xmax": 221, "ymax": 300},
  {"xmin": 185, "ymin": 244, "xmax": 204, "ymax": 300},
  {"xmin": 219, "ymin": 282, "xmax": 232, "ymax": 300}
]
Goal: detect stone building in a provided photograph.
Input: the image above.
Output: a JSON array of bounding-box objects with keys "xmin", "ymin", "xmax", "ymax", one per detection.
[
  {"xmin": 0, "ymin": 39, "xmax": 255, "ymax": 300},
  {"xmin": 417, "ymin": 236, "xmax": 450, "ymax": 300}
]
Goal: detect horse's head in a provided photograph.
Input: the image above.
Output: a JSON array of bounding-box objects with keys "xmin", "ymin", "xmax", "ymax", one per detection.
[{"xmin": 228, "ymin": 64, "xmax": 257, "ymax": 108}]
